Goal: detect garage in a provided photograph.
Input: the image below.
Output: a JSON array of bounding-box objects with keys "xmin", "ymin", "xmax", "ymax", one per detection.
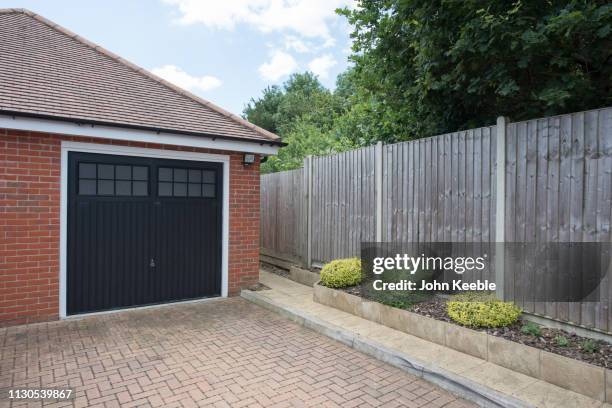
[
  {"xmin": 67, "ymin": 152, "xmax": 223, "ymax": 315},
  {"xmin": 0, "ymin": 9, "xmax": 282, "ymax": 326}
]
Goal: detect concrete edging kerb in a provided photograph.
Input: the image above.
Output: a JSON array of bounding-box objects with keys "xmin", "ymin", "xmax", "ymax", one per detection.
[{"xmin": 313, "ymin": 282, "xmax": 610, "ymax": 403}]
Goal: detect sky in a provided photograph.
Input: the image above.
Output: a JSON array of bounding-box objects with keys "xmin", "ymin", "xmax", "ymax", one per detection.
[{"xmin": 0, "ymin": 0, "xmax": 355, "ymax": 115}]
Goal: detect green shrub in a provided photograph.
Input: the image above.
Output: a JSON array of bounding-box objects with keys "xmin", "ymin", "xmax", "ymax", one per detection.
[
  {"xmin": 521, "ymin": 322, "xmax": 542, "ymax": 336},
  {"xmin": 447, "ymin": 292, "xmax": 521, "ymax": 328},
  {"xmin": 376, "ymin": 297, "xmax": 414, "ymax": 310},
  {"xmin": 363, "ymin": 268, "xmax": 433, "ymax": 309},
  {"xmin": 450, "ymin": 292, "xmax": 497, "ymax": 302},
  {"xmin": 320, "ymin": 258, "xmax": 362, "ymax": 288},
  {"xmin": 368, "ymin": 289, "xmax": 431, "ymax": 310},
  {"xmin": 581, "ymin": 339, "xmax": 600, "ymax": 353},
  {"xmin": 555, "ymin": 335, "xmax": 569, "ymax": 347}
]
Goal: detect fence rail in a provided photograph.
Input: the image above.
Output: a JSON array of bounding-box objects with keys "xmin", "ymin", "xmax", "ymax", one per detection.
[{"xmin": 260, "ymin": 107, "xmax": 612, "ymax": 333}]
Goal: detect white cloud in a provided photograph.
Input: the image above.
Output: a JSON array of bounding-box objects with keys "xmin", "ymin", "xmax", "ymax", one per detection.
[
  {"xmin": 163, "ymin": 0, "xmax": 353, "ymax": 44},
  {"xmin": 283, "ymin": 35, "xmax": 311, "ymax": 53},
  {"xmin": 258, "ymin": 50, "xmax": 298, "ymax": 81},
  {"xmin": 308, "ymin": 54, "xmax": 337, "ymax": 79},
  {"xmin": 151, "ymin": 65, "xmax": 222, "ymax": 93},
  {"xmin": 321, "ymin": 37, "xmax": 336, "ymax": 48}
]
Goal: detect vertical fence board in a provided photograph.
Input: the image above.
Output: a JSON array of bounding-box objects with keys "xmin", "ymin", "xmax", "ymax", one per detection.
[
  {"xmin": 505, "ymin": 123, "xmax": 518, "ymax": 305},
  {"xmin": 524, "ymin": 120, "xmax": 538, "ymax": 313},
  {"xmin": 559, "ymin": 115, "xmax": 577, "ymax": 325},
  {"xmin": 516, "ymin": 122, "xmax": 528, "ymax": 310},
  {"xmin": 549, "ymin": 117, "xmax": 560, "ymax": 320},
  {"xmin": 444, "ymin": 134, "xmax": 452, "ymax": 241},
  {"xmin": 438, "ymin": 136, "xmax": 445, "ymax": 241},
  {"xmin": 473, "ymin": 129, "xmax": 482, "ymax": 244},
  {"xmin": 408, "ymin": 141, "xmax": 416, "ymax": 241},
  {"xmin": 596, "ymin": 109, "xmax": 612, "ymax": 332},
  {"xmin": 570, "ymin": 113, "xmax": 587, "ymax": 326},
  {"xmin": 466, "ymin": 130, "xmax": 474, "ymax": 243}
]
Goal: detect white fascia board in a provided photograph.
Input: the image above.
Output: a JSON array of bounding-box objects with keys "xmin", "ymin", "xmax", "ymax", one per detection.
[{"xmin": 0, "ymin": 114, "xmax": 280, "ymax": 156}]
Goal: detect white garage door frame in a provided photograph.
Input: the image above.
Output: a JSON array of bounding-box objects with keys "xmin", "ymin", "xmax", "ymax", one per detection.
[{"xmin": 59, "ymin": 141, "xmax": 230, "ymax": 318}]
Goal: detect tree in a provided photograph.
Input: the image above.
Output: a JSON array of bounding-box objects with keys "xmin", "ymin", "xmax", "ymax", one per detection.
[
  {"xmin": 339, "ymin": 0, "xmax": 612, "ymax": 139},
  {"xmin": 242, "ymin": 86, "xmax": 284, "ymax": 135},
  {"xmin": 244, "ymin": 72, "xmax": 349, "ymax": 173}
]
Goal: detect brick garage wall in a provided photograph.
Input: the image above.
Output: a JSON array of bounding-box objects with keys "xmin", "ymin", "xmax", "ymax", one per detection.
[
  {"xmin": 228, "ymin": 153, "xmax": 260, "ymax": 295},
  {"xmin": 0, "ymin": 128, "xmax": 261, "ymax": 326}
]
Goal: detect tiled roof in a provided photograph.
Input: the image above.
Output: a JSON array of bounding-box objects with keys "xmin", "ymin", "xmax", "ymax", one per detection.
[{"xmin": 0, "ymin": 9, "xmax": 281, "ymax": 144}]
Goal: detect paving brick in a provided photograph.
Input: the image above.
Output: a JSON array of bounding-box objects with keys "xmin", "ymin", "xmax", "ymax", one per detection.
[{"xmin": 0, "ymin": 298, "xmax": 474, "ymax": 407}]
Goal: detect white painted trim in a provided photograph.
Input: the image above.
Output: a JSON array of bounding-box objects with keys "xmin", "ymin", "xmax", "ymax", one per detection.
[
  {"xmin": 1, "ymin": 114, "xmax": 279, "ymax": 155},
  {"xmin": 59, "ymin": 141, "xmax": 230, "ymax": 318}
]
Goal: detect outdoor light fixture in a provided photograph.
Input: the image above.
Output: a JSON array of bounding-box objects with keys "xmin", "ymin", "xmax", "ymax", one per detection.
[{"xmin": 243, "ymin": 153, "xmax": 256, "ymax": 165}]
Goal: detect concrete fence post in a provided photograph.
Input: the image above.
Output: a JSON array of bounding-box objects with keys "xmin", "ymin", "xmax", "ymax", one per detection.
[
  {"xmin": 375, "ymin": 141, "xmax": 384, "ymax": 242},
  {"xmin": 495, "ymin": 116, "xmax": 507, "ymax": 300},
  {"xmin": 305, "ymin": 155, "xmax": 313, "ymax": 268}
]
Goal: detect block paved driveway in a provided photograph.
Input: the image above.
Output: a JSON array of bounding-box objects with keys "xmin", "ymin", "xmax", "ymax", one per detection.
[{"xmin": 0, "ymin": 298, "xmax": 475, "ymax": 407}]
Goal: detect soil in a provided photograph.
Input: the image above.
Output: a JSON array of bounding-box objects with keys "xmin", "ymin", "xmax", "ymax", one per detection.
[
  {"xmin": 260, "ymin": 262, "xmax": 289, "ymax": 278},
  {"xmin": 344, "ymin": 285, "xmax": 612, "ymax": 368}
]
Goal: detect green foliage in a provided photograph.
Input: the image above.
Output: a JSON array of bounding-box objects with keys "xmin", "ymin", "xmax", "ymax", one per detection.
[
  {"xmin": 243, "ymin": 72, "xmax": 353, "ymax": 173},
  {"xmin": 263, "ymin": 121, "xmax": 342, "ymax": 172},
  {"xmin": 581, "ymin": 339, "xmax": 600, "ymax": 353},
  {"xmin": 338, "ymin": 1, "xmax": 612, "ymax": 139},
  {"xmin": 245, "ymin": 2, "xmax": 611, "ymax": 172},
  {"xmin": 555, "ymin": 335, "xmax": 569, "ymax": 347},
  {"xmin": 447, "ymin": 292, "xmax": 522, "ymax": 328},
  {"xmin": 320, "ymin": 258, "xmax": 363, "ymax": 288},
  {"xmin": 451, "ymin": 292, "xmax": 497, "ymax": 302},
  {"xmin": 242, "ymin": 86, "xmax": 284, "ymax": 135},
  {"xmin": 521, "ymin": 321, "xmax": 542, "ymax": 336},
  {"xmin": 365, "ymin": 268, "xmax": 433, "ymax": 309},
  {"xmin": 375, "ymin": 297, "xmax": 414, "ymax": 310}
]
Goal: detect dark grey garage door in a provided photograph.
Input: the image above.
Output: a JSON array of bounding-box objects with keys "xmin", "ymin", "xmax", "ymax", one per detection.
[{"xmin": 67, "ymin": 152, "xmax": 222, "ymax": 315}]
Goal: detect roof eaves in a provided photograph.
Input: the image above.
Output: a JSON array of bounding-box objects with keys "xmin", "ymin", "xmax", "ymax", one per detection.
[{"xmin": 0, "ymin": 109, "xmax": 287, "ymax": 146}]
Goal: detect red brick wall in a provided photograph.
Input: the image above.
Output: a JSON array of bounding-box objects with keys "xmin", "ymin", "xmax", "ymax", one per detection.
[{"xmin": 0, "ymin": 128, "xmax": 261, "ymax": 326}]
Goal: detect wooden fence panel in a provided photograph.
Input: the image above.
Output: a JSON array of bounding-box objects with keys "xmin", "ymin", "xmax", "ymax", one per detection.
[
  {"xmin": 260, "ymin": 169, "xmax": 304, "ymax": 262},
  {"xmin": 260, "ymin": 107, "xmax": 612, "ymax": 332},
  {"xmin": 505, "ymin": 107, "xmax": 612, "ymax": 332},
  {"xmin": 382, "ymin": 127, "xmax": 497, "ymax": 246},
  {"xmin": 310, "ymin": 146, "xmax": 377, "ymax": 263}
]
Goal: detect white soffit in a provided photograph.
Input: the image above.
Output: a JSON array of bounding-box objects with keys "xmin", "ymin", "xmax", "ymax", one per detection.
[{"xmin": 0, "ymin": 114, "xmax": 280, "ymax": 156}]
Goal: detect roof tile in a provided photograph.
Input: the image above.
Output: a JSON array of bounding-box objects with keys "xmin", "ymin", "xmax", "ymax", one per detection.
[{"xmin": 0, "ymin": 9, "xmax": 280, "ymax": 143}]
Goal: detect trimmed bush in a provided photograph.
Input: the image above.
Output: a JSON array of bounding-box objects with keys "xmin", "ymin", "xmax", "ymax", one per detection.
[
  {"xmin": 320, "ymin": 258, "xmax": 362, "ymax": 288},
  {"xmin": 447, "ymin": 292, "xmax": 521, "ymax": 328}
]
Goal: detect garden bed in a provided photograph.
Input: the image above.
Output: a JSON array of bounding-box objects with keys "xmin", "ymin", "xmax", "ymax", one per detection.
[
  {"xmin": 342, "ymin": 284, "xmax": 611, "ymax": 369},
  {"xmin": 412, "ymin": 296, "xmax": 611, "ymax": 369},
  {"xmin": 316, "ymin": 282, "xmax": 611, "ymax": 402}
]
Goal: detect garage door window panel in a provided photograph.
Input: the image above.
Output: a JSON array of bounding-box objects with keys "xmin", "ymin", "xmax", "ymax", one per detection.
[
  {"xmin": 78, "ymin": 163, "xmax": 149, "ymax": 196},
  {"xmin": 158, "ymin": 167, "xmax": 216, "ymax": 198}
]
